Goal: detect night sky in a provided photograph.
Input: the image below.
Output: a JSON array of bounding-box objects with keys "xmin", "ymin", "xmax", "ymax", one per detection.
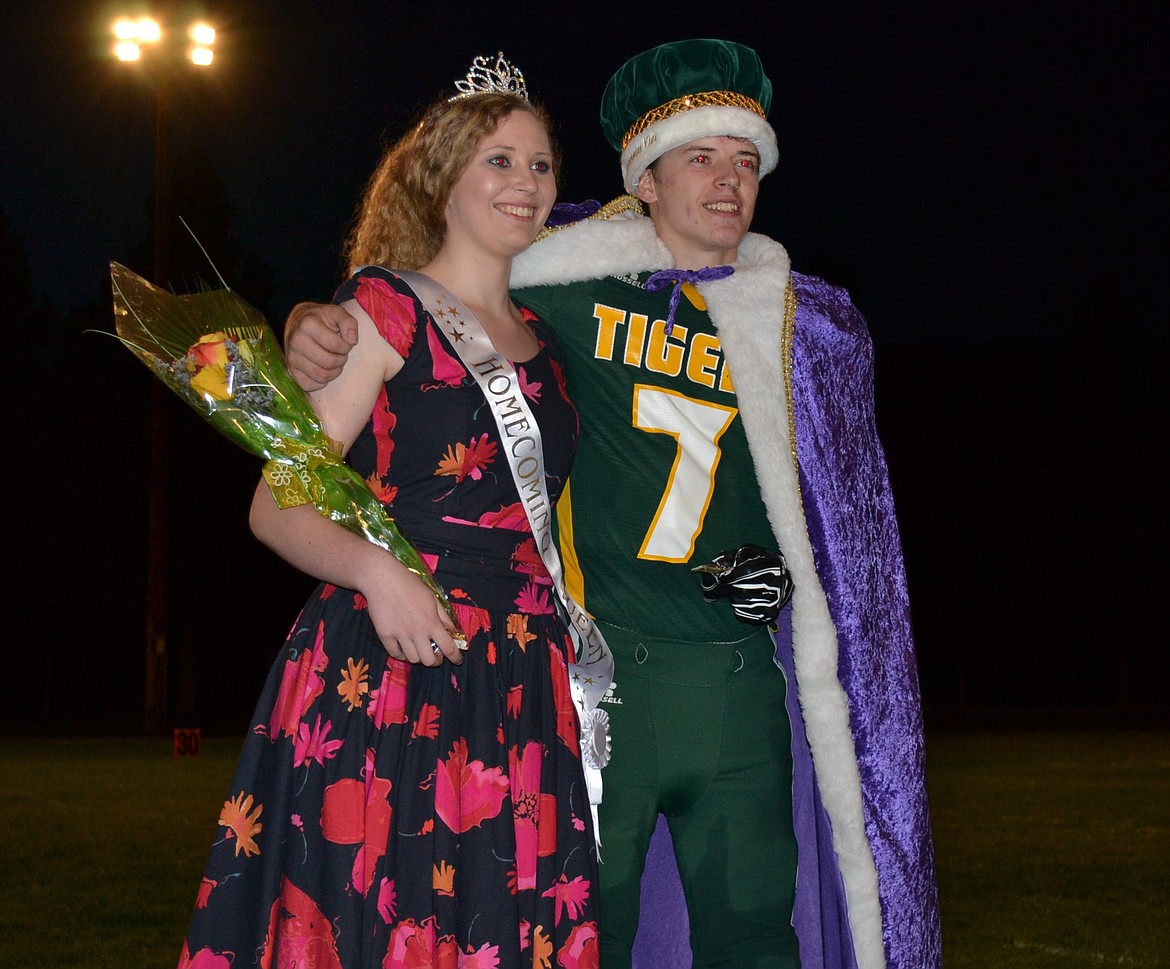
[{"xmin": 2, "ymin": 1, "xmax": 1167, "ymax": 731}]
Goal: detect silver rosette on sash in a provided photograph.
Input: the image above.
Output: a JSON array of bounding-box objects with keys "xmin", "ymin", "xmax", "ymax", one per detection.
[{"xmin": 580, "ymin": 708, "xmax": 612, "ymax": 771}]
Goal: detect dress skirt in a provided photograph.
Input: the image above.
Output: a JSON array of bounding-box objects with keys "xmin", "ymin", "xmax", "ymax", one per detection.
[{"xmin": 178, "ymin": 518, "xmax": 600, "ymax": 969}]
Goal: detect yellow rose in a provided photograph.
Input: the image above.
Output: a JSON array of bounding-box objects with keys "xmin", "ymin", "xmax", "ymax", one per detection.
[{"xmin": 190, "ymin": 362, "xmax": 232, "ymax": 401}]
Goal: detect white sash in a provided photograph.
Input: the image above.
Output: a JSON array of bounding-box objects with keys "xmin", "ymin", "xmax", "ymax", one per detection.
[{"xmin": 395, "ymin": 270, "xmax": 614, "ymax": 833}]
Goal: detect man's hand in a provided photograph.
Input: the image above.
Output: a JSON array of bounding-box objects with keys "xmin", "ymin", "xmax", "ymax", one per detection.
[
  {"xmin": 284, "ymin": 301, "xmax": 359, "ymax": 392},
  {"xmin": 693, "ymin": 543, "xmax": 795, "ymax": 626}
]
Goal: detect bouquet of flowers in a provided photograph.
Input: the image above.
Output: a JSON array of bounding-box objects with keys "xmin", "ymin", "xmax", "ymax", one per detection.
[{"xmin": 108, "ymin": 260, "xmax": 458, "ymax": 631}]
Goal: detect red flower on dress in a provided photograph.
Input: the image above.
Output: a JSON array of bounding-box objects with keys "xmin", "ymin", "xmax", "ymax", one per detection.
[
  {"xmin": 195, "ymin": 877, "xmax": 216, "ymax": 909},
  {"xmin": 267, "ymin": 621, "xmax": 329, "ymax": 740},
  {"xmin": 320, "ymin": 749, "xmax": 392, "ymax": 896},
  {"xmin": 412, "ymin": 702, "xmax": 441, "ymax": 740},
  {"xmin": 370, "ymin": 391, "xmax": 397, "ymax": 479},
  {"xmin": 556, "ymin": 921, "xmax": 600, "ymax": 969},
  {"xmin": 546, "ymin": 642, "xmax": 582, "ymax": 756},
  {"xmin": 383, "ymin": 916, "xmax": 459, "ymax": 969},
  {"xmin": 549, "ymin": 355, "xmax": 575, "ymax": 408},
  {"xmin": 506, "ymin": 684, "xmax": 523, "ymax": 719},
  {"xmin": 434, "ymin": 738, "xmax": 509, "ymax": 834},
  {"xmin": 510, "ymin": 537, "xmax": 549, "ymax": 579},
  {"xmin": 259, "ymin": 876, "xmax": 343, "ymax": 969}
]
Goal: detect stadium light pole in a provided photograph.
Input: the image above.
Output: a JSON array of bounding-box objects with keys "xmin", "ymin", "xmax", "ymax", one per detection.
[{"xmin": 111, "ymin": 11, "xmax": 216, "ymax": 735}]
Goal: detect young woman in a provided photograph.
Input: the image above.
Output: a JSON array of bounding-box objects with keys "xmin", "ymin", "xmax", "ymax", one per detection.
[{"xmin": 179, "ymin": 59, "xmax": 601, "ymax": 969}]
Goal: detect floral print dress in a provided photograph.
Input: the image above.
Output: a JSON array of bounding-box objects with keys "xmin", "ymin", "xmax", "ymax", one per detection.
[{"xmin": 179, "ymin": 268, "xmax": 599, "ymax": 969}]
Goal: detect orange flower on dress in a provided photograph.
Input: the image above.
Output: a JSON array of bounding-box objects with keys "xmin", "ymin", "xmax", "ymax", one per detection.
[
  {"xmin": 219, "ymin": 791, "xmax": 263, "ymax": 858},
  {"xmin": 337, "ymin": 656, "xmax": 370, "ymax": 711},
  {"xmin": 435, "ymin": 434, "xmax": 498, "ymax": 483},
  {"xmin": 433, "ymin": 860, "xmax": 456, "ymax": 896},
  {"xmin": 507, "ymin": 613, "xmax": 538, "ymax": 651},
  {"xmin": 531, "ymin": 924, "xmax": 554, "ymax": 969},
  {"xmin": 366, "ymin": 471, "xmax": 397, "ymax": 505}
]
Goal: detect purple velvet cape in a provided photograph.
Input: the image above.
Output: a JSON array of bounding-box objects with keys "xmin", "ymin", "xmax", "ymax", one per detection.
[{"xmin": 630, "ymin": 274, "xmax": 941, "ymax": 969}]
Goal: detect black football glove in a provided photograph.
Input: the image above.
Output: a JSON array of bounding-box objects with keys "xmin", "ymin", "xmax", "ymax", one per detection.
[{"xmin": 692, "ymin": 543, "xmax": 794, "ymax": 625}]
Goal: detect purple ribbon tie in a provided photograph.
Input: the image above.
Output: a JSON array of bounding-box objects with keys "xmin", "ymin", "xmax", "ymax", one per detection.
[
  {"xmin": 544, "ymin": 199, "xmax": 602, "ymax": 228},
  {"xmin": 644, "ymin": 266, "xmax": 735, "ymax": 336}
]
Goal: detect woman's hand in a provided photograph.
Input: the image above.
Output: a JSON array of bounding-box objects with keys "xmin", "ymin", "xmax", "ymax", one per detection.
[{"xmin": 357, "ymin": 549, "xmax": 465, "ymax": 667}]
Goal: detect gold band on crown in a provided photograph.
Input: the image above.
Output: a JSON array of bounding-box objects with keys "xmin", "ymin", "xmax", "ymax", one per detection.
[{"xmin": 621, "ymin": 90, "xmax": 766, "ymax": 150}]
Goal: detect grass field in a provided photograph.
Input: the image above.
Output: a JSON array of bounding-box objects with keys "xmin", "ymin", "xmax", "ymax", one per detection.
[{"xmin": 1, "ymin": 730, "xmax": 1166, "ymax": 968}]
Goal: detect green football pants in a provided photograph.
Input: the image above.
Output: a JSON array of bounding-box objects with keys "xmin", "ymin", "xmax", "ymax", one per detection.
[{"xmin": 596, "ymin": 621, "xmax": 800, "ymax": 968}]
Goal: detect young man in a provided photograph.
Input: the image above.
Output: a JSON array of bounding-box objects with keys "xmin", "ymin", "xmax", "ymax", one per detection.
[{"xmin": 286, "ymin": 40, "xmax": 940, "ymax": 969}]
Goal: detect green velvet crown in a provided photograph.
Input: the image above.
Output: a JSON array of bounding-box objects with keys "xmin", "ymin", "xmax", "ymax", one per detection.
[{"xmin": 600, "ymin": 39, "xmax": 773, "ymax": 152}]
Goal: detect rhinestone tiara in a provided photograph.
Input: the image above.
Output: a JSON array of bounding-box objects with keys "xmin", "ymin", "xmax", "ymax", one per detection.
[{"xmin": 449, "ymin": 52, "xmax": 529, "ymax": 102}]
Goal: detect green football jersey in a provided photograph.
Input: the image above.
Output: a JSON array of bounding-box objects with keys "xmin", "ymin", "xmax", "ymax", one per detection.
[{"xmin": 514, "ymin": 273, "xmax": 778, "ymax": 643}]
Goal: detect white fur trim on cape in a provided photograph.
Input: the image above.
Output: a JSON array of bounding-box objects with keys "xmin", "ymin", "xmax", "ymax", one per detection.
[
  {"xmin": 620, "ymin": 104, "xmax": 779, "ymax": 194},
  {"xmin": 512, "ymin": 215, "xmax": 885, "ymax": 969}
]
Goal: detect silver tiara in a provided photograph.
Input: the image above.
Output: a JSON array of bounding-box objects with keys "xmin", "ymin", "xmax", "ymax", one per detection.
[{"xmin": 449, "ymin": 52, "xmax": 528, "ymax": 101}]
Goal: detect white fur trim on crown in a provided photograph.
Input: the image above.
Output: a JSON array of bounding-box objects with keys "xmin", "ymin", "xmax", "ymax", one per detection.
[{"xmin": 620, "ymin": 104, "xmax": 779, "ymax": 194}]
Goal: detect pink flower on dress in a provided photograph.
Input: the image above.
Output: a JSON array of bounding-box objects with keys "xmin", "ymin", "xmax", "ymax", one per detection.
[
  {"xmin": 434, "ymin": 738, "xmax": 509, "ymax": 834},
  {"xmin": 354, "ymin": 275, "xmax": 417, "ymax": 356},
  {"xmin": 475, "ymin": 502, "xmax": 531, "ymax": 531},
  {"xmin": 320, "ymin": 750, "xmax": 392, "ymax": 896},
  {"xmin": 516, "ymin": 364, "xmax": 542, "ymax": 403},
  {"xmin": 452, "ymin": 604, "xmax": 490, "ymax": 646},
  {"xmin": 426, "ymin": 322, "xmax": 467, "ymax": 387},
  {"xmin": 458, "ymin": 942, "xmax": 501, "ymax": 969},
  {"xmin": 542, "ymin": 874, "xmax": 592, "ymax": 927},
  {"xmin": 376, "ymin": 876, "xmax": 397, "ymax": 923},
  {"xmin": 293, "ymin": 714, "xmax": 344, "ymax": 767},
  {"xmin": 177, "ymin": 944, "xmax": 232, "ymax": 969},
  {"xmin": 509, "ymin": 741, "xmax": 558, "ymax": 891},
  {"xmin": 267, "ymin": 621, "xmax": 329, "ymax": 740},
  {"xmin": 514, "ymin": 580, "xmax": 554, "ymax": 615},
  {"xmin": 367, "ymin": 660, "xmax": 411, "ymax": 728}
]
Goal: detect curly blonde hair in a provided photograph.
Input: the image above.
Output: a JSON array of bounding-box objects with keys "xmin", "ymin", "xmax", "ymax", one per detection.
[{"xmin": 343, "ymin": 93, "xmax": 560, "ymax": 274}]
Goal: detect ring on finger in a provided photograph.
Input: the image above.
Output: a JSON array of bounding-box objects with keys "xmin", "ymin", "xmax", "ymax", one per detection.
[{"xmin": 429, "ymin": 640, "xmax": 442, "ymax": 655}]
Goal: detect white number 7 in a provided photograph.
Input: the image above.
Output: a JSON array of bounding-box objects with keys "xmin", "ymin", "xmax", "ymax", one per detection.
[{"xmin": 632, "ymin": 384, "xmax": 738, "ymax": 562}]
